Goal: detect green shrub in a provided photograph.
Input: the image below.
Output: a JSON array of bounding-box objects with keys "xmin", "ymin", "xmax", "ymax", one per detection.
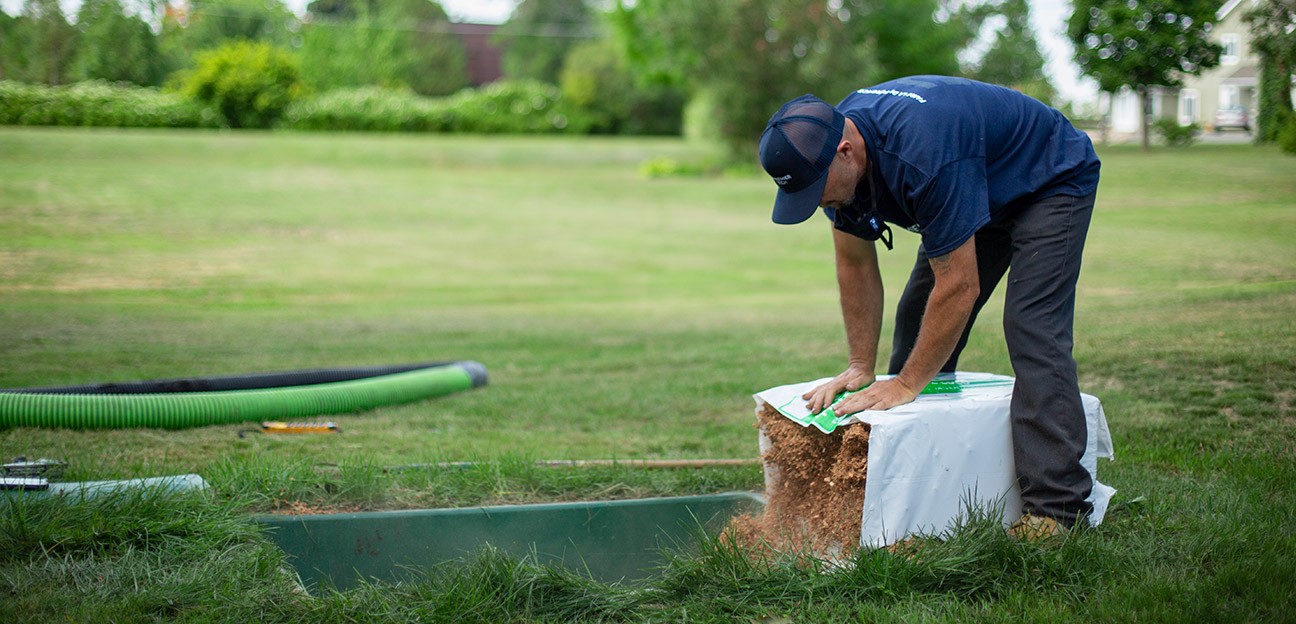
[
  {"xmin": 285, "ymin": 79, "xmax": 684, "ymax": 144},
  {"xmin": 1153, "ymin": 118, "xmax": 1199, "ymax": 147},
  {"xmin": 279, "ymin": 87, "xmax": 452, "ymax": 132},
  {"xmin": 179, "ymin": 41, "xmax": 305, "ymax": 129},
  {"xmin": 683, "ymin": 89, "xmax": 724, "ymax": 146},
  {"xmin": 282, "ymin": 80, "xmax": 589, "ymax": 135},
  {"xmin": 442, "ymin": 80, "xmax": 589, "ymax": 134},
  {"xmin": 1278, "ymin": 111, "xmax": 1296, "ymax": 155},
  {"xmin": 0, "ymin": 80, "xmax": 218, "ymax": 128},
  {"xmin": 559, "ymin": 39, "xmax": 683, "ymax": 135}
]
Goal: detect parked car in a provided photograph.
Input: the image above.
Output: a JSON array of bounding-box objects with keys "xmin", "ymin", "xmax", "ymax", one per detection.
[{"xmin": 1213, "ymin": 106, "xmax": 1251, "ymax": 132}]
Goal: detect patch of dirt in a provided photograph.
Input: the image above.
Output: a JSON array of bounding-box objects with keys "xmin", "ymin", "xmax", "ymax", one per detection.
[
  {"xmin": 270, "ymin": 500, "xmax": 363, "ymax": 516},
  {"xmin": 727, "ymin": 402, "xmax": 870, "ymax": 559}
]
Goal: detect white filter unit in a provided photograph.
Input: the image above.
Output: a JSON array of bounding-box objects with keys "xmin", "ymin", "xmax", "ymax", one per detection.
[{"xmin": 754, "ymin": 372, "xmax": 1115, "ymax": 548}]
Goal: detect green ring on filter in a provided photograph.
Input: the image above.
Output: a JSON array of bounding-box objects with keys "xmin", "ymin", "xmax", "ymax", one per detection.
[{"xmin": 0, "ymin": 362, "xmax": 486, "ymax": 430}]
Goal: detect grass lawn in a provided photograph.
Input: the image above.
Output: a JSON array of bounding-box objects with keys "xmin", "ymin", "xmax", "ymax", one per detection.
[{"xmin": 1, "ymin": 127, "xmax": 1294, "ymax": 622}]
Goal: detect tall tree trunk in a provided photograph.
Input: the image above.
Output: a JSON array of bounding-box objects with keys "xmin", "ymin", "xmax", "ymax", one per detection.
[
  {"xmin": 1139, "ymin": 85, "xmax": 1151, "ymax": 151},
  {"xmin": 1278, "ymin": 60, "xmax": 1294, "ymax": 113},
  {"xmin": 1101, "ymin": 92, "xmax": 1112, "ymax": 145}
]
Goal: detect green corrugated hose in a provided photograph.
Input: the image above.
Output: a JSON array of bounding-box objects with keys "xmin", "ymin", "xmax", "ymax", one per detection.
[{"xmin": 0, "ymin": 364, "xmax": 481, "ymax": 430}]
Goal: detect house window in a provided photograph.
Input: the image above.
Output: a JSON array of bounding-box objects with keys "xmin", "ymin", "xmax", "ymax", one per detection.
[
  {"xmin": 1179, "ymin": 90, "xmax": 1199, "ymax": 125},
  {"xmin": 1221, "ymin": 34, "xmax": 1239, "ymax": 65}
]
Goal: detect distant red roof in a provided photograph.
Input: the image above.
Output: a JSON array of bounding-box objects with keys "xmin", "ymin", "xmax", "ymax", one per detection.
[{"xmin": 452, "ymin": 23, "xmax": 503, "ymax": 86}]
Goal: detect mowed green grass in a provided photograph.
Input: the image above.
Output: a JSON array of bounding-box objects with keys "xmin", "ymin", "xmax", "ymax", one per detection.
[{"xmin": 2, "ymin": 127, "xmax": 1295, "ymax": 622}]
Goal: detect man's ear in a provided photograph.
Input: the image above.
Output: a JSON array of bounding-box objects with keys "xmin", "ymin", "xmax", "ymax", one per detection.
[
  {"xmin": 834, "ymin": 137, "xmax": 865, "ymax": 168},
  {"xmin": 837, "ymin": 138, "xmax": 858, "ymax": 166}
]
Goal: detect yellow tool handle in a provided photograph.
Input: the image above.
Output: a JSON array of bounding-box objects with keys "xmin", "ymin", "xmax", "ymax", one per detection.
[{"xmin": 259, "ymin": 421, "xmax": 340, "ymax": 434}]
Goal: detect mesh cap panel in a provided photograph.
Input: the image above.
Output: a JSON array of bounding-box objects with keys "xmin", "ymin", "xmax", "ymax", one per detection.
[
  {"xmin": 759, "ymin": 94, "xmax": 844, "ymax": 224},
  {"xmin": 778, "ymin": 100, "xmax": 839, "ymax": 182}
]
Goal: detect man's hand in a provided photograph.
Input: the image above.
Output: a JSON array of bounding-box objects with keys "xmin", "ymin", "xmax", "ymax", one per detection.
[
  {"xmin": 828, "ymin": 377, "xmax": 920, "ymax": 416},
  {"xmin": 803, "ymin": 364, "xmax": 875, "ymax": 414}
]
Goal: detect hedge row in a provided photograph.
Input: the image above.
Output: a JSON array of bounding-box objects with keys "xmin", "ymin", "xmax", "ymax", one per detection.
[
  {"xmin": 0, "ymin": 81, "xmax": 220, "ymax": 128},
  {"xmin": 1, "ymin": 79, "xmax": 594, "ymax": 135},
  {"xmin": 279, "ymin": 80, "xmax": 590, "ymax": 134}
]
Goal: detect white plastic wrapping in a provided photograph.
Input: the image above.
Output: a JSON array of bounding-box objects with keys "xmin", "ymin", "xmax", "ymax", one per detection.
[{"xmin": 754, "ymin": 372, "xmax": 1115, "ymax": 548}]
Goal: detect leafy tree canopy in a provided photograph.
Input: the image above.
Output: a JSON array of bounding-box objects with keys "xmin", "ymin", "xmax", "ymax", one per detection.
[
  {"xmin": 306, "ymin": 0, "xmax": 364, "ymax": 20},
  {"xmin": 1068, "ymin": 0, "xmax": 1222, "ymax": 92},
  {"xmin": 1244, "ymin": 0, "xmax": 1296, "ymax": 141},
  {"xmin": 613, "ymin": 0, "xmax": 880, "ymax": 155},
  {"xmin": 1069, "ymin": 0, "xmax": 1222, "ymax": 149},
  {"xmin": 299, "ymin": 0, "xmax": 467, "ymax": 96},
  {"xmin": 175, "ymin": 0, "xmax": 297, "ymax": 49},
  {"xmin": 496, "ymin": 0, "xmax": 596, "ymax": 85},
  {"xmin": 841, "ymin": 0, "xmax": 993, "ymax": 81},
  {"xmin": 71, "ymin": 0, "xmax": 166, "ymax": 86},
  {"xmin": 0, "ymin": 9, "xmax": 21, "ymax": 80},
  {"xmin": 612, "ymin": 0, "xmax": 999, "ymax": 154},
  {"xmin": 969, "ymin": 0, "xmax": 1055, "ymax": 104},
  {"xmin": 12, "ymin": 0, "xmax": 79, "ymax": 85},
  {"xmin": 1245, "ymin": 0, "xmax": 1296, "ymax": 65}
]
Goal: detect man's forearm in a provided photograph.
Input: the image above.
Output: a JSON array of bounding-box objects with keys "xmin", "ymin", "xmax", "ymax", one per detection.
[
  {"xmin": 893, "ymin": 248, "xmax": 978, "ymax": 391},
  {"xmin": 836, "ymin": 251, "xmax": 884, "ymax": 372},
  {"xmin": 803, "ymin": 232, "xmax": 885, "ymax": 414}
]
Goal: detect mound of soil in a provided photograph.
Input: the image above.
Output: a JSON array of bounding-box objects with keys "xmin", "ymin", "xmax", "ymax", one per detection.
[{"xmin": 728, "ymin": 401, "xmax": 870, "ymax": 558}]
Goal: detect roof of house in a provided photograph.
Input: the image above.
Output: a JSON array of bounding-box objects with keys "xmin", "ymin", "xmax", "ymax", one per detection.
[
  {"xmin": 1217, "ymin": 0, "xmax": 1256, "ymax": 21},
  {"xmin": 1221, "ymin": 64, "xmax": 1259, "ymax": 85}
]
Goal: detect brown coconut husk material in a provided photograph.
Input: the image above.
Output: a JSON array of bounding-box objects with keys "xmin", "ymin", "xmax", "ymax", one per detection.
[{"xmin": 727, "ymin": 401, "xmax": 870, "ymax": 558}]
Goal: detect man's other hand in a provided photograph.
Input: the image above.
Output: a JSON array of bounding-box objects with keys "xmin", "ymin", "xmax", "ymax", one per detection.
[
  {"xmin": 827, "ymin": 377, "xmax": 920, "ymax": 416},
  {"xmin": 803, "ymin": 364, "xmax": 875, "ymax": 414}
]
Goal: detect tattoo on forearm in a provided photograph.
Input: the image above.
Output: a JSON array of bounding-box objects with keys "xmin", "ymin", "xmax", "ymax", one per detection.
[{"xmin": 929, "ymin": 252, "xmax": 953, "ymax": 274}]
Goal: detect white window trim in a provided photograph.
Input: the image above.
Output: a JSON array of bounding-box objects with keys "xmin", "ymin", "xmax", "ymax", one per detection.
[{"xmin": 1179, "ymin": 89, "xmax": 1200, "ymax": 126}]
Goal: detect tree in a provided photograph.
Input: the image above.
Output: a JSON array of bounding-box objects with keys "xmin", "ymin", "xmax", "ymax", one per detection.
[
  {"xmin": 160, "ymin": 0, "xmax": 297, "ymax": 73},
  {"xmin": 70, "ymin": 0, "xmax": 166, "ymax": 86},
  {"xmin": 297, "ymin": 0, "xmax": 467, "ymax": 96},
  {"xmin": 0, "ymin": 9, "xmax": 19, "ymax": 80},
  {"xmin": 612, "ymin": 0, "xmax": 878, "ymax": 155},
  {"xmin": 840, "ymin": 0, "xmax": 992, "ymax": 82},
  {"xmin": 305, "ymin": 0, "xmax": 362, "ymax": 19},
  {"xmin": 559, "ymin": 37, "xmax": 685, "ymax": 134},
  {"xmin": 496, "ymin": 0, "xmax": 595, "ymax": 85},
  {"xmin": 184, "ymin": 0, "xmax": 296, "ymax": 47},
  {"xmin": 13, "ymin": 0, "xmax": 79, "ymax": 85},
  {"xmin": 612, "ymin": 0, "xmax": 1001, "ymax": 155},
  {"xmin": 1069, "ymin": 0, "xmax": 1222, "ymax": 150},
  {"xmin": 297, "ymin": 3, "xmax": 384, "ymax": 91},
  {"xmin": 970, "ymin": 0, "xmax": 1055, "ymax": 104},
  {"xmin": 1244, "ymin": 0, "xmax": 1296, "ymax": 143},
  {"xmin": 382, "ymin": 0, "xmax": 468, "ymax": 96}
]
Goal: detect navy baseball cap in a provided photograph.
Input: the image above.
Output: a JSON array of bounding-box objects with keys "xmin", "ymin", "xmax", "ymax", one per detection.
[{"xmin": 759, "ymin": 94, "xmax": 844, "ymax": 225}]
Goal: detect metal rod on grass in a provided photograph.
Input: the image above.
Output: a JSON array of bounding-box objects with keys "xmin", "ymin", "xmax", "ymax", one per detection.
[{"xmin": 388, "ymin": 458, "xmax": 762, "ymax": 471}]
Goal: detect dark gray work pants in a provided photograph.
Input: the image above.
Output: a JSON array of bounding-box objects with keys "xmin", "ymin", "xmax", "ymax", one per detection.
[{"xmin": 887, "ymin": 192, "xmax": 1096, "ymax": 526}]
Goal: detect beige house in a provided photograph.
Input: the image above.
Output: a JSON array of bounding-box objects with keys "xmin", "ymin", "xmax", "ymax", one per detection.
[
  {"xmin": 1178, "ymin": 0, "xmax": 1262, "ymax": 131},
  {"xmin": 1103, "ymin": 0, "xmax": 1264, "ymax": 137}
]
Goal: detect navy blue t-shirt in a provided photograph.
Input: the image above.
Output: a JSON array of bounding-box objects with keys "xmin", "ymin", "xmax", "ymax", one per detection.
[{"xmin": 823, "ymin": 76, "xmax": 1100, "ymax": 257}]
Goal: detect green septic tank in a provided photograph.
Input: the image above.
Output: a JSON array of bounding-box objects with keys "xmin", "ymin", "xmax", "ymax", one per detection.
[{"xmin": 255, "ymin": 492, "xmax": 765, "ymax": 589}]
